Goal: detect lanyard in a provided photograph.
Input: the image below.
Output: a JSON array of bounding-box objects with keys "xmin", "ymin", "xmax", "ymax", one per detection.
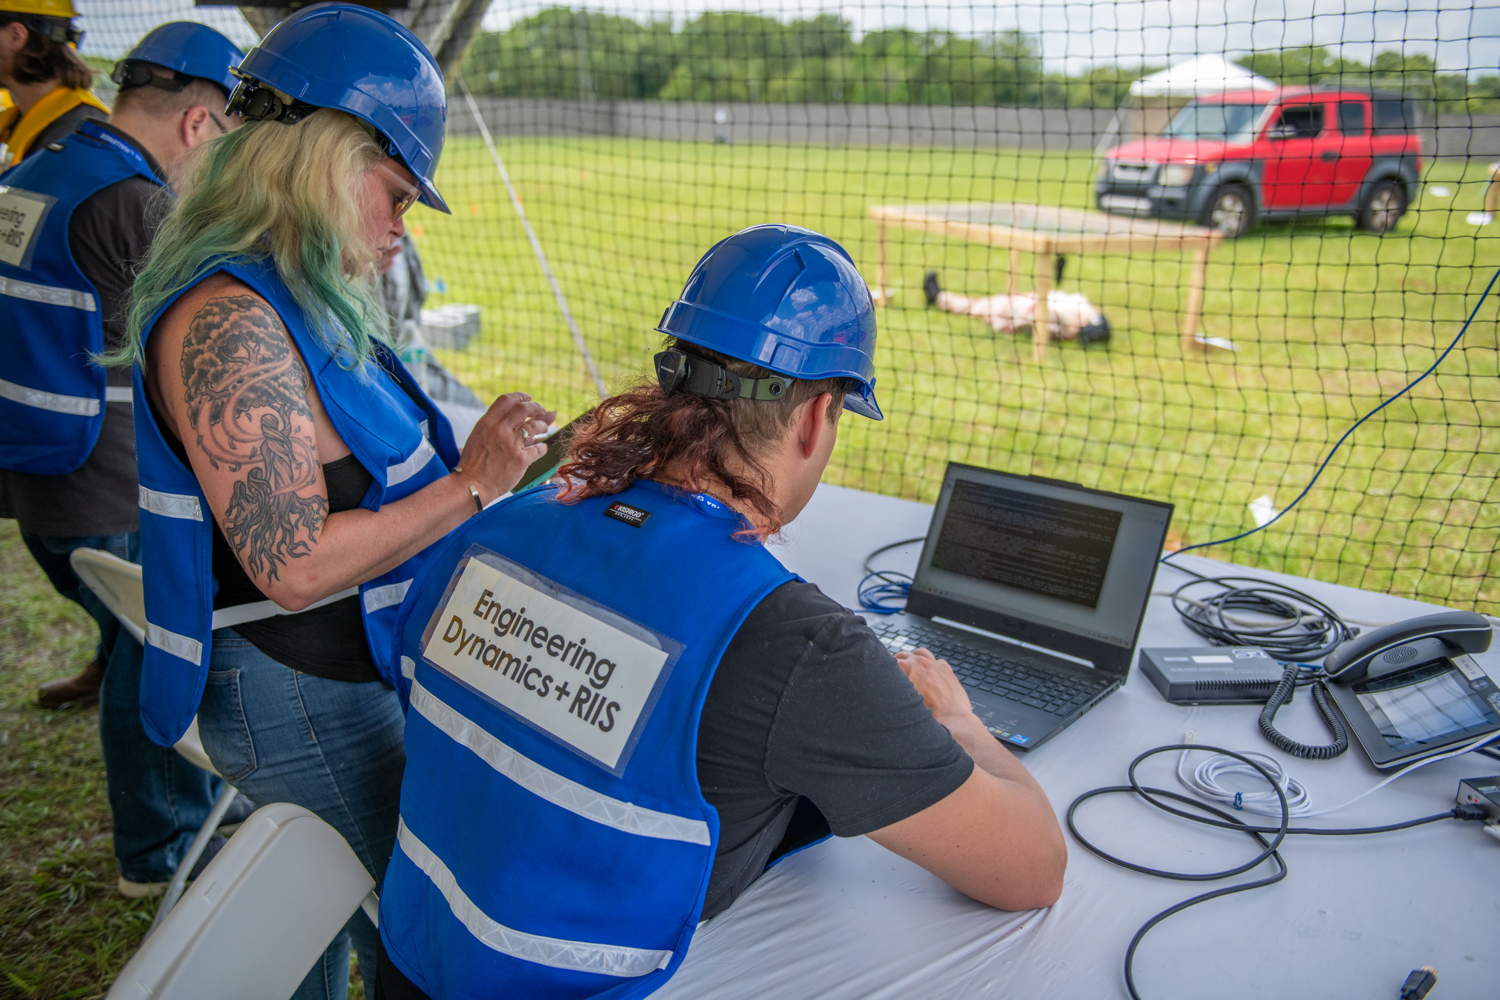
[{"xmin": 77, "ymin": 119, "xmax": 165, "ymax": 186}]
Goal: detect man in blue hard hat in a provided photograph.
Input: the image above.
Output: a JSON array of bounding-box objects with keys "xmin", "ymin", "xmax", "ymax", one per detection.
[
  {"xmin": 377, "ymin": 225, "xmax": 1067, "ymax": 999},
  {"xmin": 0, "ymin": 21, "xmax": 243, "ymax": 894}
]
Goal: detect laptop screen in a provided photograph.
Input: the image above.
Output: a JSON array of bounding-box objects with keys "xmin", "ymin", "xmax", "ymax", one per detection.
[{"xmin": 911, "ymin": 464, "xmax": 1172, "ymax": 652}]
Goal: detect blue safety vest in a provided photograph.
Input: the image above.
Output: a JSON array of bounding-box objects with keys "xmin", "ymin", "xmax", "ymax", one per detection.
[
  {"xmin": 380, "ymin": 481, "xmax": 795, "ymax": 998},
  {"xmin": 131, "ymin": 254, "xmax": 460, "ymax": 747},
  {"xmin": 0, "ymin": 120, "xmax": 156, "ymax": 474}
]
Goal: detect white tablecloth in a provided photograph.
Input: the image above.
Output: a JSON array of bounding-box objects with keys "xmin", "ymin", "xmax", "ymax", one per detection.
[{"xmin": 654, "ymin": 483, "xmax": 1499, "ymax": 1000}]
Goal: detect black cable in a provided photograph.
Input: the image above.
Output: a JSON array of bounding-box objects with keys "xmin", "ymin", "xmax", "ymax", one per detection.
[
  {"xmin": 856, "ymin": 536, "xmax": 922, "ymax": 614},
  {"xmin": 1165, "ymin": 573, "xmax": 1355, "ymax": 661},
  {"xmin": 1067, "ymin": 743, "xmax": 1474, "ymax": 1000},
  {"xmin": 1258, "ymin": 666, "xmax": 1349, "ymax": 759}
]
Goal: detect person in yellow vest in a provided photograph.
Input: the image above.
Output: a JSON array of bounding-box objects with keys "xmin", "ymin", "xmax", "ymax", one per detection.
[{"xmin": 0, "ymin": 1, "xmax": 107, "ymax": 171}]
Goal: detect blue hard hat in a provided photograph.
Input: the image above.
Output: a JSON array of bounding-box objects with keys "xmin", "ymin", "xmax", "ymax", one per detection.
[
  {"xmin": 658, "ymin": 225, "xmax": 883, "ymax": 420},
  {"xmin": 114, "ymin": 22, "xmax": 243, "ymax": 96},
  {"xmin": 227, "ymin": 3, "xmax": 449, "ymax": 213}
]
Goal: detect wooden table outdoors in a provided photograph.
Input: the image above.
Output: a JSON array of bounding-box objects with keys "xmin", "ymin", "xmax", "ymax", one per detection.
[{"xmin": 869, "ymin": 202, "xmax": 1223, "ymax": 361}]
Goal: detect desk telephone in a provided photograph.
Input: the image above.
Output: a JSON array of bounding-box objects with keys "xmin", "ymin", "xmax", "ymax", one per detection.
[
  {"xmin": 1323, "ymin": 610, "xmax": 1494, "ymax": 684},
  {"xmin": 1322, "ymin": 610, "xmax": 1500, "ymax": 768}
]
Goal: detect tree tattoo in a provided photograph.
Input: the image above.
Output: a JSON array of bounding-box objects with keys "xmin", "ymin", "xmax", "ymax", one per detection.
[{"xmin": 181, "ymin": 296, "xmax": 327, "ymax": 583}]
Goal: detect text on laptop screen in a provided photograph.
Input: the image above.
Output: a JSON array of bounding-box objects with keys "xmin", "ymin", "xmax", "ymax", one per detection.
[
  {"xmin": 930, "ymin": 480, "xmax": 1121, "ymax": 609},
  {"xmin": 914, "ymin": 467, "xmax": 1171, "ymax": 650}
]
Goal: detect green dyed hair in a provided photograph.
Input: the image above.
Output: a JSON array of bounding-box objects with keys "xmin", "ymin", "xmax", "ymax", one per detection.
[{"xmin": 114, "ymin": 110, "xmax": 390, "ymax": 370}]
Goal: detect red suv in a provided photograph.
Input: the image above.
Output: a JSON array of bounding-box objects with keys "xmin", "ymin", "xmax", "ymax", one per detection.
[{"xmin": 1096, "ymin": 87, "xmax": 1423, "ymax": 237}]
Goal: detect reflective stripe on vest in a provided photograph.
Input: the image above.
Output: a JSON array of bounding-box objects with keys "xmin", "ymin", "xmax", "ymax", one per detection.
[
  {"xmin": 409, "ymin": 678, "xmax": 712, "ymax": 845},
  {"xmin": 0, "ymin": 380, "xmax": 130, "ymax": 416},
  {"xmin": 132, "ymin": 255, "xmax": 461, "ymax": 746},
  {"xmin": 380, "ymin": 482, "xmax": 794, "ymax": 998},
  {"xmin": 0, "ymin": 375, "xmax": 101, "ymax": 416},
  {"xmin": 395, "ymin": 820, "xmax": 673, "ymax": 978},
  {"xmin": 140, "ymin": 585, "xmax": 365, "ymax": 668},
  {"xmin": 137, "ymin": 485, "xmax": 202, "ymax": 521},
  {"xmin": 0, "ymin": 274, "xmax": 96, "ymax": 311}
]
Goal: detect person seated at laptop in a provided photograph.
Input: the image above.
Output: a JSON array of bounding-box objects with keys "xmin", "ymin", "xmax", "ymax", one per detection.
[{"xmin": 376, "ymin": 224, "xmax": 1066, "ymax": 999}]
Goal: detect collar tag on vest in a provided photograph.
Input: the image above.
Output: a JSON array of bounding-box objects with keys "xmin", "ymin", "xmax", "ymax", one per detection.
[{"xmin": 605, "ymin": 501, "xmax": 650, "ymax": 527}]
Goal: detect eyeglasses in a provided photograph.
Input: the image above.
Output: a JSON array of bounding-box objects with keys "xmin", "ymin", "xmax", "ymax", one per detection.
[
  {"xmin": 376, "ymin": 163, "xmax": 420, "ymax": 219},
  {"xmin": 206, "ymin": 111, "xmax": 229, "ymax": 136}
]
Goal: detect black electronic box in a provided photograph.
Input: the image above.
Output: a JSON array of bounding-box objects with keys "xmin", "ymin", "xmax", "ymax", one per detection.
[{"xmin": 1138, "ymin": 646, "xmax": 1285, "ymax": 704}]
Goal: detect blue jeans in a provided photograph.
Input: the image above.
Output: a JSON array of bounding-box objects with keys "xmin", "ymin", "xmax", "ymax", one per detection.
[
  {"xmin": 198, "ymin": 629, "xmax": 405, "ymax": 1000},
  {"xmin": 21, "ymin": 531, "xmax": 219, "ymax": 882}
]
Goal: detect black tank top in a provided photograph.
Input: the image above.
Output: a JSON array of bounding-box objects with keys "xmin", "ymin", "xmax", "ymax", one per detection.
[{"xmin": 211, "ymin": 453, "xmax": 379, "ymax": 683}]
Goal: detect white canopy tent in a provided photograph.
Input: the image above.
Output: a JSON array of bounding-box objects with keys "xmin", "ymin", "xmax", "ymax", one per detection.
[{"xmin": 1096, "ymin": 55, "xmax": 1277, "ymax": 155}]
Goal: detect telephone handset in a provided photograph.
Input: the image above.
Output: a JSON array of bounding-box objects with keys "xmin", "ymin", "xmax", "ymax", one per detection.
[{"xmin": 1323, "ymin": 610, "xmax": 1493, "ymax": 685}]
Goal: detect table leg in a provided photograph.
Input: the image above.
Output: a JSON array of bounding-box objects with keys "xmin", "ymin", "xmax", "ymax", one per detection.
[
  {"xmin": 1182, "ymin": 242, "xmax": 1212, "ymax": 352},
  {"xmin": 875, "ymin": 220, "xmax": 888, "ymax": 307},
  {"xmin": 1008, "ymin": 247, "xmax": 1020, "ymax": 299},
  {"xmin": 1032, "ymin": 253, "xmax": 1053, "ymax": 363}
]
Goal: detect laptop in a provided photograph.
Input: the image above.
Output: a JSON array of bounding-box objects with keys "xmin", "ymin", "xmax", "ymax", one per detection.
[{"xmin": 872, "ymin": 462, "xmax": 1173, "ymax": 751}]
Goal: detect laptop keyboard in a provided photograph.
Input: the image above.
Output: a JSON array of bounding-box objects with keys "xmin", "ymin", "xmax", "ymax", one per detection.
[{"xmin": 873, "ymin": 620, "xmax": 1107, "ymax": 717}]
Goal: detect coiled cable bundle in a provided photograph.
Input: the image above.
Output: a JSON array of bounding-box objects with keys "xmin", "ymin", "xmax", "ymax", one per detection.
[{"xmin": 1168, "ymin": 574, "xmax": 1354, "ymax": 662}]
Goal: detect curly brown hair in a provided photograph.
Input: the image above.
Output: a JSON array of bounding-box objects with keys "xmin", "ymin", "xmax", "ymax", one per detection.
[{"xmin": 557, "ymin": 341, "xmax": 852, "ymax": 536}]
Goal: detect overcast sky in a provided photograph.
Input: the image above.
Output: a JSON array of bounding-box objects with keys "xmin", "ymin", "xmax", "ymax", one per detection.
[{"xmin": 86, "ymin": 1, "xmax": 1500, "ymax": 76}]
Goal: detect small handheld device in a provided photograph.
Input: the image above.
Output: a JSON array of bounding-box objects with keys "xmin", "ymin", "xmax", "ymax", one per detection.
[{"xmin": 514, "ymin": 410, "xmax": 593, "ymax": 494}]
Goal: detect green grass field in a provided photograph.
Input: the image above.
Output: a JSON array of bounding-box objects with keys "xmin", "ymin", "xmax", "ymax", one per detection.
[
  {"xmin": 414, "ymin": 137, "xmax": 1498, "ymax": 609},
  {"xmin": 0, "ymin": 522, "xmax": 373, "ymax": 996},
  {"xmin": 0, "ymin": 522, "xmax": 160, "ymax": 999}
]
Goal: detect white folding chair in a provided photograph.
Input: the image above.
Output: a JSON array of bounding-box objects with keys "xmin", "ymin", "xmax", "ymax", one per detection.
[
  {"xmin": 107, "ymin": 803, "xmax": 379, "ymax": 1000},
  {"xmin": 69, "ymin": 547, "xmax": 240, "ymax": 921}
]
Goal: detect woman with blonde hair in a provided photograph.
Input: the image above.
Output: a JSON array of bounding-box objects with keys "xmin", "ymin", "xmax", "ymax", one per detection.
[{"xmin": 113, "ymin": 5, "xmax": 551, "ymax": 997}]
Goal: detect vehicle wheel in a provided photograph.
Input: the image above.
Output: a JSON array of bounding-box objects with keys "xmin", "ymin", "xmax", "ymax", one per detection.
[
  {"xmin": 1357, "ymin": 180, "xmax": 1407, "ymax": 234},
  {"xmin": 1201, "ymin": 184, "xmax": 1256, "ymax": 238}
]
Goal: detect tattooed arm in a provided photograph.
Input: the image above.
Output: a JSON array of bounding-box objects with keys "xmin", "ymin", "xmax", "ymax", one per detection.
[{"xmin": 147, "ymin": 275, "xmax": 552, "ymax": 610}]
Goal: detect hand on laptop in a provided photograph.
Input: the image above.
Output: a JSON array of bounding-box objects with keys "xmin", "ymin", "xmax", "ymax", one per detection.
[
  {"xmin": 894, "ymin": 647, "xmax": 975, "ymax": 730},
  {"xmin": 880, "ymin": 646, "xmax": 1067, "ymax": 910}
]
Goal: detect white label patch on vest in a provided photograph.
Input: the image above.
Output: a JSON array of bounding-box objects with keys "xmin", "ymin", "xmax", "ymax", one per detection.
[
  {"xmin": 0, "ymin": 186, "xmax": 53, "ymax": 269},
  {"xmin": 421, "ymin": 549, "xmax": 677, "ymax": 774}
]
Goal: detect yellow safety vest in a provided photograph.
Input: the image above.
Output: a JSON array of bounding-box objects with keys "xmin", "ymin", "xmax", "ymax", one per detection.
[{"xmin": 0, "ymin": 85, "xmax": 109, "ymax": 168}]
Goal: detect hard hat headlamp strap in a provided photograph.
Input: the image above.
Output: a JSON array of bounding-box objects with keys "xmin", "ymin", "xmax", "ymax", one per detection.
[
  {"xmin": 0, "ymin": 14, "xmax": 81, "ymax": 47},
  {"xmin": 111, "ymin": 60, "xmax": 193, "ymax": 94},
  {"xmin": 654, "ymin": 348, "xmax": 790, "ymax": 403},
  {"xmin": 225, "ymin": 75, "xmax": 318, "ymax": 126}
]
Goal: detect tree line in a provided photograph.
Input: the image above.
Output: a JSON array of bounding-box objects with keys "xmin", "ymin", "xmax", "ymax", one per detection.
[{"xmin": 457, "ymin": 9, "xmax": 1500, "ymax": 113}]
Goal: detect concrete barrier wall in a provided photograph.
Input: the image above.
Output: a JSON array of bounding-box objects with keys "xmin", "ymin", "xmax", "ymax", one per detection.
[{"xmin": 452, "ymin": 97, "xmax": 1500, "ymax": 159}]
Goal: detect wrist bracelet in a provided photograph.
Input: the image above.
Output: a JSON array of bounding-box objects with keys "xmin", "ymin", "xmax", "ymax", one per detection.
[{"xmin": 453, "ymin": 466, "xmax": 485, "ymax": 514}]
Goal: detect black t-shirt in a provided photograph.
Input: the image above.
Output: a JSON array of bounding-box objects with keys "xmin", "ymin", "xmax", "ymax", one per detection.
[
  {"xmin": 0, "ymin": 122, "xmax": 159, "ymax": 536},
  {"xmin": 697, "ymin": 579, "xmax": 972, "ymax": 918},
  {"xmin": 378, "ymin": 579, "xmax": 973, "ymax": 998}
]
